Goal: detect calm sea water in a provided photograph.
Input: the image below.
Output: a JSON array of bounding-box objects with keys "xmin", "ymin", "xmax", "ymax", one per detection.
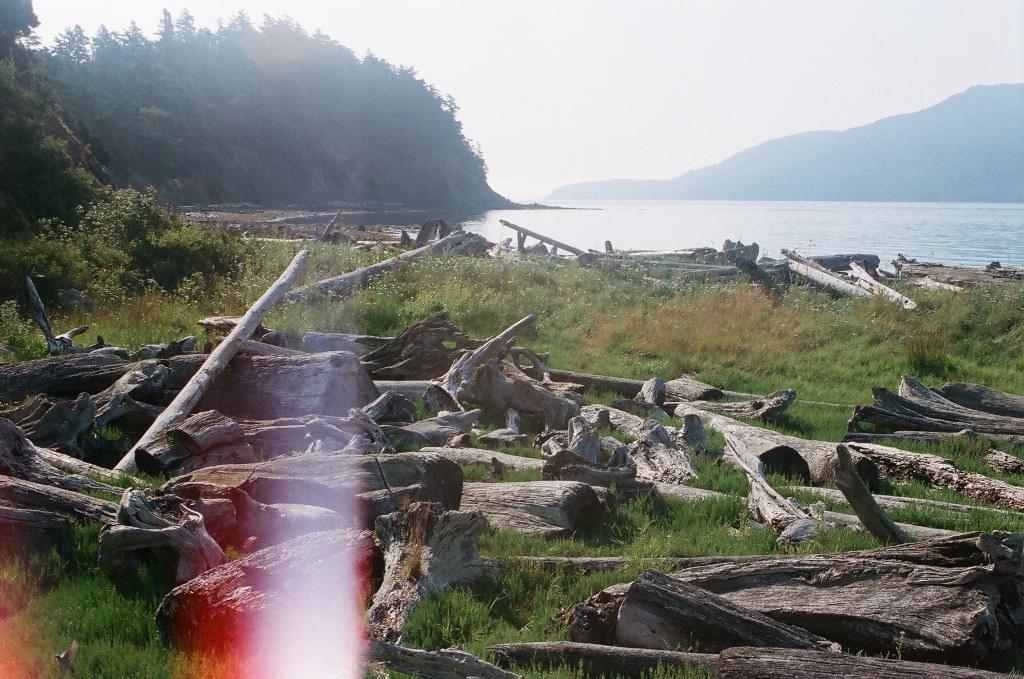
[{"xmin": 457, "ymin": 201, "xmax": 1024, "ymax": 269}]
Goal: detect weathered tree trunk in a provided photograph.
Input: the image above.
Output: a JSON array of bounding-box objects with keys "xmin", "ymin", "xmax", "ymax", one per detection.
[
  {"xmin": 899, "ymin": 375, "xmax": 1024, "ymax": 432},
  {"xmin": 284, "ymin": 231, "xmax": 489, "ymax": 301},
  {"xmin": 542, "ymin": 447, "xmax": 652, "ymax": 501},
  {"xmin": 0, "ymin": 352, "xmax": 131, "ymax": 403},
  {"xmin": 363, "ymin": 391, "xmax": 418, "ymax": 424},
  {"xmin": 436, "ymin": 316, "xmax": 580, "ymax": 431},
  {"xmin": 26, "ymin": 276, "xmax": 97, "ymax": 354},
  {"xmin": 164, "ymin": 451, "xmax": 464, "ymax": 528},
  {"xmin": 0, "ymin": 418, "xmax": 122, "ymax": 497},
  {"xmin": 834, "ymin": 443, "xmax": 913, "ymax": 544},
  {"xmin": 98, "ymin": 488, "xmax": 225, "ymax": 588},
  {"xmin": 546, "ymin": 370, "xmax": 725, "ymax": 402},
  {"xmin": 674, "ymin": 389, "xmax": 796, "ymax": 423},
  {"xmin": 629, "ymin": 420, "xmax": 698, "ymax": 485},
  {"xmin": 677, "ymin": 405, "xmax": 878, "ymax": 486},
  {"xmin": 568, "ymin": 532, "xmax": 1024, "ymax": 666},
  {"xmin": 1, "ymin": 392, "xmax": 96, "ymax": 457},
  {"xmin": 986, "ymin": 449, "xmax": 1024, "ymax": 475},
  {"xmin": 0, "ymin": 476, "xmax": 117, "ymax": 522},
  {"xmin": 937, "ymin": 381, "xmax": 1024, "ymax": 419},
  {"xmin": 724, "ymin": 433, "xmax": 826, "ymax": 545},
  {"xmin": 715, "ymin": 646, "xmax": 1014, "ymax": 679},
  {"xmin": 134, "ymin": 410, "xmax": 258, "ymax": 476},
  {"xmin": 499, "ymin": 220, "xmax": 585, "ymax": 256},
  {"xmin": 850, "ymin": 261, "xmax": 917, "ymax": 309},
  {"xmin": 380, "ymin": 410, "xmax": 480, "ymax": 449},
  {"xmin": 368, "ymin": 502, "xmax": 490, "ymax": 641},
  {"xmin": 115, "ymin": 250, "xmax": 309, "ymax": 472},
  {"xmin": 786, "ymin": 484, "xmax": 1019, "ymax": 519},
  {"xmin": 459, "ymin": 481, "xmax": 605, "ymax": 539},
  {"xmin": 369, "ymin": 641, "xmax": 525, "ymax": 679},
  {"xmin": 615, "ymin": 569, "xmax": 838, "ymax": 652},
  {"xmin": 487, "ymin": 641, "xmax": 717, "ymax": 678},
  {"xmin": 418, "ymin": 446, "xmax": 545, "ymax": 474},
  {"xmin": 846, "ymin": 441, "xmax": 1024, "ymax": 512},
  {"xmin": 156, "ymin": 527, "xmax": 373, "ymax": 675}
]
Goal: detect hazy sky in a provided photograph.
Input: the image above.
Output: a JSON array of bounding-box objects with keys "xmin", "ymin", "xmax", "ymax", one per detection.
[{"xmin": 31, "ymin": 1, "xmax": 1024, "ymax": 202}]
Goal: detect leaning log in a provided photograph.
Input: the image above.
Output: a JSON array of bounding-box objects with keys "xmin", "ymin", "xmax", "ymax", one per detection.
[
  {"xmin": 833, "ymin": 443, "xmax": 913, "ymax": 545},
  {"xmin": 615, "ymin": 569, "xmax": 838, "ymax": 652},
  {"xmin": 486, "ymin": 641, "xmax": 717, "ymax": 678},
  {"xmin": 499, "ymin": 220, "xmax": 585, "ymax": 256},
  {"xmin": 459, "ymin": 481, "xmax": 605, "ymax": 539},
  {"xmin": 284, "ymin": 231, "xmax": 489, "ymax": 301},
  {"xmin": 115, "ymin": 250, "xmax": 309, "ymax": 473},
  {"xmin": 368, "ymin": 502, "xmax": 490, "ymax": 641},
  {"xmin": 714, "ymin": 646, "xmax": 1013, "ymax": 679},
  {"xmin": 850, "ymin": 261, "xmax": 917, "ymax": 310}
]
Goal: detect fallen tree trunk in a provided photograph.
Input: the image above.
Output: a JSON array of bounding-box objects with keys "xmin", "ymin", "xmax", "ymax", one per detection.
[
  {"xmin": 615, "ymin": 569, "xmax": 838, "ymax": 652},
  {"xmin": 0, "ymin": 476, "xmax": 117, "ymax": 523},
  {"xmin": 676, "ymin": 388, "xmax": 796, "ymax": 423},
  {"xmin": 486, "ymin": 641, "xmax": 717, "ymax": 678},
  {"xmin": 284, "ymin": 231, "xmax": 489, "ymax": 301},
  {"xmin": 542, "ymin": 446, "xmax": 652, "ymax": 501},
  {"xmin": 0, "ymin": 504, "xmax": 72, "ymax": 560},
  {"xmin": 419, "ymin": 446, "xmax": 545, "ymax": 473},
  {"xmin": 898, "ymin": 375, "xmax": 1024, "ymax": 432},
  {"xmin": 0, "ymin": 352, "xmax": 130, "ymax": 403},
  {"xmin": 368, "ymin": 502, "xmax": 490, "ymax": 641},
  {"xmin": 499, "ymin": 219, "xmax": 585, "ymax": 256},
  {"xmin": 834, "ymin": 443, "xmax": 913, "ymax": 545},
  {"xmin": 676, "ymin": 405, "xmax": 878, "ymax": 486},
  {"xmin": 845, "ymin": 441, "xmax": 1024, "ymax": 512},
  {"xmin": 115, "ymin": 250, "xmax": 309, "ymax": 473},
  {"xmin": 987, "ymin": 449, "xmax": 1024, "ymax": 476},
  {"xmin": 936, "ymin": 381, "xmax": 1024, "ymax": 419},
  {"xmin": 714, "ymin": 646, "xmax": 1014, "ymax": 679},
  {"xmin": 783, "ymin": 249, "xmax": 871, "ymax": 299},
  {"xmin": 787, "ymin": 484, "xmax": 1019, "ymax": 519},
  {"xmin": 369, "ymin": 641, "xmax": 524, "ymax": 679},
  {"xmin": 546, "ymin": 370, "xmax": 725, "ymax": 402},
  {"xmin": 0, "ymin": 418, "xmax": 122, "ymax": 497},
  {"xmin": 301, "ymin": 331, "xmax": 391, "ymax": 354},
  {"xmin": 459, "ymin": 481, "xmax": 605, "ymax": 539},
  {"xmin": 850, "ymin": 261, "xmax": 917, "ymax": 310},
  {"xmin": 568, "ymin": 531, "xmax": 1024, "ymax": 666}
]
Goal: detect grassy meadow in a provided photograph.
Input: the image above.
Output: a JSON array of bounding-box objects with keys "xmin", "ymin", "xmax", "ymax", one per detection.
[{"xmin": 2, "ymin": 239, "xmax": 1024, "ymax": 677}]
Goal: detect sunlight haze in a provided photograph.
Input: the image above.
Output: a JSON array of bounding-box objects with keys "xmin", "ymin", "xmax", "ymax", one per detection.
[{"xmin": 30, "ymin": 0, "xmax": 1024, "ymax": 202}]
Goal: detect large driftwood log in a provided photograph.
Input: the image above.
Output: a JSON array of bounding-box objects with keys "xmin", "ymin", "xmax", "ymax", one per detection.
[
  {"xmin": 134, "ymin": 409, "xmax": 257, "ymax": 475},
  {"xmin": 164, "ymin": 452, "xmax": 463, "ymax": 528},
  {"xmin": 676, "ymin": 405, "xmax": 878, "ymax": 486},
  {"xmin": 0, "ymin": 476, "xmax": 117, "ymax": 522},
  {"xmin": 547, "ymin": 370, "xmax": 725, "ymax": 402},
  {"xmin": 787, "ymin": 484, "xmax": 1019, "ymax": 519},
  {"xmin": 937, "ymin": 381, "xmax": 1024, "ymax": 419},
  {"xmin": 436, "ymin": 316, "xmax": 579, "ymax": 431},
  {"xmin": 98, "ymin": 488, "xmax": 225, "ymax": 587},
  {"xmin": 846, "ymin": 441, "xmax": 1024, "ymax": 512},
  {"xmin": 156, "ymin": 527, "xmax": 372, "ymax": 675},
  {"xmin": 615, "ymin": 569, "xmax": 838, "ymax": 652},
  {"xmin": 368, "ymin": 502, "xmax": 490, "ymax": 641},
  {"xmin": 568, "ymin": 532, "xmax": 1024, "ymax": 666},
  {"xmin": 850, "ymin": 261, "xmax": 917, "ymax": 309},
  {"xmin": 0, "ymin": 352, "xmax": 130, "ymax": 403},
  {"xmin": 379, "ymin": 410, "xmax": 480, "ymax": 449},
  {"xmin": 895, "ymin": 258, "xmax": 1023, "ymax": 288},
  {"xmin": 899, "ymin": 375, "xmax": 1024, "ymax": 431},
  {"xmin": 115, "ymin": 250, "xmax": 309, "ymax": 472},
  {"xmin": 419, "ymin": 446, "xmax": 545, "ymax": 473},
  {"xmin": 714, "ymin": 646, "xmax": 1014, "ymax": 679},
  {"xmin": 833, "ymin": 443, "xmax": 913, "ymax": 545},
  {"xmin": 361, "ymin": 312, "xmax": 481, "ymax": 380},
  {"xmin": 987, "ymin": 449, "xmax": 1024, "ymax": 476},
  {"xmin": 0, "ymin": 418, "xmax": 122, "ymax": 497},
  {"xmin": 236, "ymin": 411, "xmax": 394, "ymax": 460},
  {"xmin": 783, "ymin": 249, "xmax": 872, "ymax": 299},
  {"xmin": 1, "ymin": 392, "xmax": 96, "ymax": 457},
  {"xmin": 369, "ymin": 641, "xmax": 525, "ymax": 679},
  {"xmin": 283, "ymin": 231, "xmax": 489, "ymax": 301},
  {"xmin": 499, "ymin": 219, "xmax": 585, "ymax": 256},
  {"xmin": 0, "ymin": 505, "xmax": 72, "ymax": 560},
  {"xmin": 487, "ymin": 641, "xmax": 717, "ymax": 678},
  {"xmin": 460, "ymin": 481, "xmax": 605, "ymax": 539}
]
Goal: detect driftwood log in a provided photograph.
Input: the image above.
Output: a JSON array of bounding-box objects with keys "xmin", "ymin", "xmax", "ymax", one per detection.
[
  {"xmin": 459, "ymin": 481, "xmax": 605, "ymax": 539},
  {"xmin": 937, "ymin": 381, "xmax": 1024, "ymax": 419},
  {"xmin": 833, "ymin": 443, "xmax": 913, "ymax": 544},
  {"xmin": 487, "ymin": 641, "xmax": 717, "ymax": 678},
  {"xmin": 0, "ymin": 504, "xmax": 72, "ymax": 560},
  {"xmin": 628, "ymin": 419, "xmax": 698, "ymax": 485},
  {"xmin": 568, "ymin": 532, "xmax": 1024, "ymax": 666},
  {"xmin": 783, "ymin": 249, "xmax": 872, "ymax": 299},
  {"xmin": 368, "ymin": 502, "xmax": 490, "ymax": 641},
  {"xmin": 0, "ymin": 476, "xmax": 117, "ymax": 523},
  {"xmin": 301, "ymin": 331, "xmax": 391, "ymax": 354},
  {"xmin": 156, "ymin": 527, "xmax": 372, "ymax": 675},
  {"xmin": 675, "ymin": 388, "xmax": 796, "ymax": 423},
  {"xmin": 369, "ymin": 641, "xmax": 524, "ymax": 679},
  {"xmin": 0, "ymin": 352, "xmax": 131, "ymax": 403},
  {"xmin": 418, "ymin": 446, "xmax": 544, "ymax": 474},
  {"xmin": 615, "ymin": 569, "xmax": 838, "ymax": 652},
  {"xmin": 283, "ymin": 231, "xmax": 489, "ymax": 301},
  {"xmin": 542, "ymin": 446, "xmax": 652, "ymax": 501},
  {"xmin": 715, "ymin": 646, "xmax": 1014, "ymax": 679},
  {"xmin": 547, "ymin": 369, "xmax": 725, "ymax": 402},
  {"xmin": 98, "ymin": 488, "xmax": 225, "ymax": 588},
  {"xmin": 164, "ymin": 451, "xmax": 463, "ymax": 528}
]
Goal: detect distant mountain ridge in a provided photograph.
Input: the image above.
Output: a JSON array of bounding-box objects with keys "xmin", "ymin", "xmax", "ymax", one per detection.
[{"xmin": 550, "ymin": 84, "xmax": 1024, "ymax": 202}]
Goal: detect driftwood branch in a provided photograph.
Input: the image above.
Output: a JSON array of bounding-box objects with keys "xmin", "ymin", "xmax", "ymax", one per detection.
[{"xmin": 114, "ymin": 250, "xmax": 308, "ymax": 472}]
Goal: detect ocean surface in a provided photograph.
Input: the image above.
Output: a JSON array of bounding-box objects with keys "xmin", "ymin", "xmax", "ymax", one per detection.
[{"xmin": 456, "ymin": 201, "xmax": 1024, "ymax": 269}]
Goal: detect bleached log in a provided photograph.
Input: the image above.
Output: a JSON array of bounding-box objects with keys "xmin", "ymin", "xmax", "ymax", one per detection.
[
  {"xmin": 418, "ymin": 446, "xmax": 544, "ymax": 473},
  {"xmin": 0, "ymin": 418, "xmax": 122, "ymax": 497},
  {"xmin": 368, "ymin": 502, "xmax": 490, "ymax": 641},
  {"xmin": 284, "ymin": 231, "xmax": 488, "ymax": 301},
  {"xmin": 499, "ymin": 219, "xmax": 585, "ymax": 256},
  {"xmin": 628, "ymin": 420, "xmax": 698, "ymax": 485},
  {"xmin": 782, "ymin": 249, "xmax": 871, "ymax": 298},
  {"xmin": 542, "ymin": 446, "xmax": 652, "ymax": 501},
  {"xmin": 115, "ymin": 250, "xmax": 309, "ymax": 473},
  {"xmin": 0, "ymin": 476, "xmax": 116, "ymax": 522},
  {"xmin": 369, "ymin": 641, "xmax": 524, "ymax": 679},
  {"xmin": 487, "ymin": 641, "xmax": 717, "ymax": 679},
  {"xmin": 615, "ymin": 569, "xmax": 838, "ymax": 652},
  {"xmin": 715, "ymin": 646, "xmax": 1012, "ymax": 679},
  {"xmin": 675, "ymin": 388, "xmax": 796, "ymax": 423},
  {"xmin": 850, "ymin": 261, "xmax": 917, "ymax": 309},
  {"xmin": 459, "ymin": 481, "xmax": 605, "ymax": 539},
  {"xmin": 986, "ymin": 449, "xmax": 1024, "ymax": 476},
  {"xmin": 786, "ymin": 484, "xmax": 1019, "ymax": 519}
]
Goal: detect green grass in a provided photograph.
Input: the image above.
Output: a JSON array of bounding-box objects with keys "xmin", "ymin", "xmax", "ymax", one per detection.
[{"xmin": 3, "ymin": 240, "xmax": 1024, "ymax": 676}]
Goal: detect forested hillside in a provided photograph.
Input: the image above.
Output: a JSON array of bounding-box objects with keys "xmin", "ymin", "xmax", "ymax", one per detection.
[{"xmin": 42, "ymin": 11, "xmax": 510, "ymax": 208}]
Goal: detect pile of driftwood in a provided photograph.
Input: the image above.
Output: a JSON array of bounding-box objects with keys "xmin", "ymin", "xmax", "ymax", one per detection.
[{"xmin": 4, "ymin": 222, "xmax": 1024, "ymax": 677}]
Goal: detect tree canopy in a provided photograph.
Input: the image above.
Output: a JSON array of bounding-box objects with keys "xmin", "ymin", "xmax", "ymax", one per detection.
[{"xmin": 43, "ymin": 11, "xmax": 509, "ymax": 208}]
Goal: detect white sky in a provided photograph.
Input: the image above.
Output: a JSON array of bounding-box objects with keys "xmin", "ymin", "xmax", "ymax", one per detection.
[{"xmin": 31, "ymin": 1, "xmax": 1024, "ymax": 202}]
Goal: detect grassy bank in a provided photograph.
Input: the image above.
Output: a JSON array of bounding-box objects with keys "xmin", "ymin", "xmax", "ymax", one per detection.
[{"xmin": 2, "ymin": 240, "xmax": 1024, "ymax": 677}]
